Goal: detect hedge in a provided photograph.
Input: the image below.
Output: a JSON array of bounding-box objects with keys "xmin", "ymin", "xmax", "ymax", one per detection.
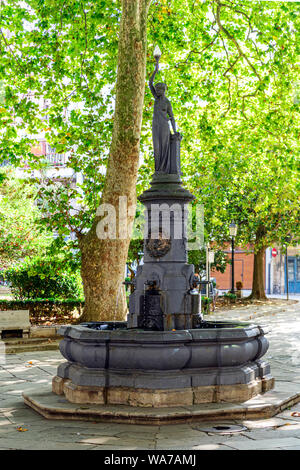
[
  {"xmin": 0, "ymin": 298, "xmax": 84, "ymax": 325},
  {"xmin": 3, "ymin": 255, "xmax": 83, "ymax": 301}
]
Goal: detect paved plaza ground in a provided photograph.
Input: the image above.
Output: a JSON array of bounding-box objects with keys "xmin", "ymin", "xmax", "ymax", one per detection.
[{"xmin": 1, "ymin": 298, "xmax": 300, "ymax": 451}]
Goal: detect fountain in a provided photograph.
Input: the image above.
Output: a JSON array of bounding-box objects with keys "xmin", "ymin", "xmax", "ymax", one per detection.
[{"xmin": 49, "ymin": 48, "xmax": 274, "ymax": 408}]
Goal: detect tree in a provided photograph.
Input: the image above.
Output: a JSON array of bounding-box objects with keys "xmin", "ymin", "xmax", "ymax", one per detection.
[
  {"xmin": 177, "ymin": 0, "xmax": 300, "ymax": 299},
  {"xmin": 190, "ymin": 149, "xmax": 299, "ymax": 299},
  {"xmin": 0, "ymin": 0, "xmax": 299, "ymax": 313}
]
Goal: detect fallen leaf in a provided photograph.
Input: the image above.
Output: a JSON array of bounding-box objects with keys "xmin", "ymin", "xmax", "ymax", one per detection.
[
  {"xmin": 291, "ymin": 412, "xmax": 300, "ymax": 417},
  {"xmin": 16, "ymin": 427, "xmax": 28, "ymax": 432}
]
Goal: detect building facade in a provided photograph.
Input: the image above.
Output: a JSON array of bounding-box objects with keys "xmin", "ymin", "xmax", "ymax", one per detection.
[
  {"xmin": 265, "ymin": 246, "xmax": 300, "ymax": 295},
  {"xmin": 211, "ymin": 245, "xmax": 261, "ymax": 293},
  {"xmin": 211, "ymin": 244, "xmax": 299, "ymax": 295}
]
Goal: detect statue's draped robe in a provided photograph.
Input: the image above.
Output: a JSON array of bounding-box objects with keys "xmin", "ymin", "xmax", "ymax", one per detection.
[{"xmin": 152, "ymin": 97, "xmax": 174, "ymax": 173}]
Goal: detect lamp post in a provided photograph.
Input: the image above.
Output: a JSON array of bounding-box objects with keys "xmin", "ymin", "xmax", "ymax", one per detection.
[
  {"xmin": 206, "ymin": 243, "xmax": 209, "ymax": 298},
  {"xmin": 285, "ymin": 234, "xmax": 292, "ymax": 301},
  {"xmin": 229, "ymin": 222, "xmax": 238, "ymax": 294}
]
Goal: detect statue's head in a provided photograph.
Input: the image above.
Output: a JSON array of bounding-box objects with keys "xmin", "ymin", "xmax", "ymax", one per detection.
[{"xmin": 155, "ymin": 82, "xmax": 167, "ymax": 97}]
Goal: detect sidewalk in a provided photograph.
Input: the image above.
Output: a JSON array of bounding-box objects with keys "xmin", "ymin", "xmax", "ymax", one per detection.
[
  {"xmin": 218, "ymin": 290, "xmax": 300, "ymax": 301},
  {"xmin": 0, "ymin": 299, "xmax": 300, "ymax": 450}
]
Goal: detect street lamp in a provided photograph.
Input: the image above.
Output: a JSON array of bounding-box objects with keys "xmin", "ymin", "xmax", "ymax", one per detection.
[
  {"xmin": 229, "ymin": 222, "xmax": 238, "ymax": 294},
  {"xmin": 154, "ymin": 45, "xmax": 162, "ymax": 59}
]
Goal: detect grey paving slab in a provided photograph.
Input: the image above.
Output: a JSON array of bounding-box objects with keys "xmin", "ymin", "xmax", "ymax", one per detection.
[
  {"xmin": 240, "ymin": 417, "xmax": 296, "ymax": 429},
  {"xmin": 186, "ymin": 443, "xmax": 233, "ymax": 450},
  {"xmin": 223, "ymin": 436, "xmax": 300, "ymax": 450},
  {"xmin": 78, "ymin": 436, "xmax": 156, "ymax": 448},
  {"xmin": 0, "ymin": 437, "xmax": 96, "ymax": 450},
  {"xmin": 239, "ymin": 424, "xmax": 300, "ymax": 440},
  {"xmin": 280, "ymin": 445, "xmax": 300, "ymax": 450},
  {"xmin": 157, "ymin": 432, "xmax": 247, "ymax": 446}
]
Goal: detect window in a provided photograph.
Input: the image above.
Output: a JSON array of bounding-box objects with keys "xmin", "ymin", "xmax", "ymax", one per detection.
[
  {"xmin": 288, "ymin": 259, "xmax": 295, "ymax": 281},
  {"xmin": 297, "ymin": 258, "xmax": 300, "ymax": 282}
]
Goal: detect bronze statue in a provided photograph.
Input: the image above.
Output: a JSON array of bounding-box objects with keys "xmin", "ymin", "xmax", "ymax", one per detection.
[{"xmin": 149, "ymin": 47, "xmax": 179, "ymax": 174}]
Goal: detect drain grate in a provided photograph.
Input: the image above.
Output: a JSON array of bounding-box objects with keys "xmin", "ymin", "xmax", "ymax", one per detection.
[{"xmin": 198, "ymin": 424, "xmax": 247, "ymax": 435}]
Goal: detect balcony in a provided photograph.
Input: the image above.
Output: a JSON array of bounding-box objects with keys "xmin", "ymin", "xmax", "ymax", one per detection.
[{"xmin": 46, "ymin": 147, "xmax": 67, "ymax": 167}]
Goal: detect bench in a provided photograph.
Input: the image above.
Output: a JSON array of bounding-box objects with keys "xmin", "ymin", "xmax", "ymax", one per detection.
[{"xmin": 0, "ymin": 310, "xmax": 30, "ymax": 339}]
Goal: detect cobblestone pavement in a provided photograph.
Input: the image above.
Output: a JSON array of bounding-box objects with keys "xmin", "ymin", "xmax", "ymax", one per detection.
[{"xmin": 0, "ymin": 299, "xmax": 300, "ymax": 451}]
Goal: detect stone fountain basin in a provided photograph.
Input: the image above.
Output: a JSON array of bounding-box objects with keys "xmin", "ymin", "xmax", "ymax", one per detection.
[{"xmin": 52, "ymin": 320, "xmax": 274, "ymax": 406}]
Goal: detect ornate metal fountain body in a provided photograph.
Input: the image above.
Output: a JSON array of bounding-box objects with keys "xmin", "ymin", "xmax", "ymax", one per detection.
[
  {"xmin": 127, "ymin": 137, "xmax": 200, "ymax": 331},
  {"xmin": 127, "ymin": 49, "xmax": 200, "ymax": 331},
  {"xmin": 52, "ymin": 48, "xmax": 274, "ymax": 407}
]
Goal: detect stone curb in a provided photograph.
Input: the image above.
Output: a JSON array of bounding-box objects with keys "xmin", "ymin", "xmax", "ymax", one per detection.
[
  {"xmin": 23, "ymin": 383, "xmax": 300, "ymax": 425},
  {"xmin": 4, "ymin": 338, "xmax": 60, "ymax": 354},
  {"xmin": 1, "ymin": 325, "xmax": 67, "ymax": 354},
  {"xmin": 29, "ymin": 325, "xmax": 64, "ymax": 338}
]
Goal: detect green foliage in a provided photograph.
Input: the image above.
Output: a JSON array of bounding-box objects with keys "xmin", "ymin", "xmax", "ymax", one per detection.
[
  {"xmin": 0, "ymin": 168, "xmax": 52, "ymax": 267},
  {"xmin": 4, "ymin": 255, "xmax": 83, "ymax": 300},
  {"xmin": 0, "ymin": 0, "xmax": 299, "ymax": 270},
  {"xmin": 0, "ymin": 0, "xmax": 121, "ymax": 251},
  {"xmin": 224, "ymin": 292, "xmax": 237, "ymax": 300},
  {"xmin": 188, "ymin": 248, "xmax": 228, "ymax": 278},
  {"xmin": 201, "ymin": 296, "xmax": 212, "ymax": 314},
  {"xmin": 0, "ymin": 298, "xmax": 84, "ymax": 307}
]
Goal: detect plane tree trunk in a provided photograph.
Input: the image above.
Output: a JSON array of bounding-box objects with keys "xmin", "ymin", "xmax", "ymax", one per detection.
[
  {"xmin": 249, "ymin": 226, "xmax": 268, "ymax": 301},
  {"xmin": 249, "ymin": 246, "xmax": 267, "ymax": 300}
]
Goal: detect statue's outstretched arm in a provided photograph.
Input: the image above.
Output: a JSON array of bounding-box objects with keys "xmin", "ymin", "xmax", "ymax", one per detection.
[{"xmin": 149, "ymin": 64, "xmax": 158, "ymax": 99}]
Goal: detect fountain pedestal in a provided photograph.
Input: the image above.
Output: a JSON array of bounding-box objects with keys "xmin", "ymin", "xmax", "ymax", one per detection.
[
  {"xmin": 128, "ymin": 137, "xmax": 201, "ymax": 331},
  {"xmin": 25, "ymin": 55, "xmax": 274, "ymax": 414}
]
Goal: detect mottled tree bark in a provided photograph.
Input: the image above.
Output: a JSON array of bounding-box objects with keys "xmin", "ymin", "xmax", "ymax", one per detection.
[{"xmin": 79, "ymin": 0, "xmax": 150, "ymax": 322}]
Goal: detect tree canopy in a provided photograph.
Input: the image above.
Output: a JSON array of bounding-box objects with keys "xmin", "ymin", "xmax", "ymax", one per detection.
[{"xmin": 0, "ymin": 0, "xmax": 299, "ymax": 304}]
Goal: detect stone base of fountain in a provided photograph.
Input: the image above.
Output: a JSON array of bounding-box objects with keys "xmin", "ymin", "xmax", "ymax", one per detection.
[
  {"xmin": 51, "ymin": 321, "xmax": 274, "ymax": 407},
  {"xmin": 52, "ymin": 375, "xmax": 274, "ymax": 407}
]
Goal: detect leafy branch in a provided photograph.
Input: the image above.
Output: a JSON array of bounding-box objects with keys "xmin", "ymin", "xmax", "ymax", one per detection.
[{"xmin": 213, "ymin": 0, "xmax": 262, "ymax": 82}]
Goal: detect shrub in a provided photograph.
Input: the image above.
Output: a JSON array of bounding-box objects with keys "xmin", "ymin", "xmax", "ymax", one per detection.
[
  {"xmin": 224, "ymin": 292, "xmax": 237, "ymax": 303},
  {"xmin": 201, "ymin": 296, "xmax": 212, "ymax": 314},
  {"xmin": 4, "ymin": 255, "xmax": 83, "ymax": 300},
  {"xmin": 224, "ymin": 292, "xmax": 237, "ymax": 299}
]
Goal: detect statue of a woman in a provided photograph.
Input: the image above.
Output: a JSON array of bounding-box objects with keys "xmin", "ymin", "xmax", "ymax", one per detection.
[{"xmin": 149, "ymin": 60, "xmax": 177, "ymax": 174}]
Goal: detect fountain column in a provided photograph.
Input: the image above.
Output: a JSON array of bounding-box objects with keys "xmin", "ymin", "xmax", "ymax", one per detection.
[{"xmin": 127, "ymin": 136, "xmax": 201, "ymax": 330}]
